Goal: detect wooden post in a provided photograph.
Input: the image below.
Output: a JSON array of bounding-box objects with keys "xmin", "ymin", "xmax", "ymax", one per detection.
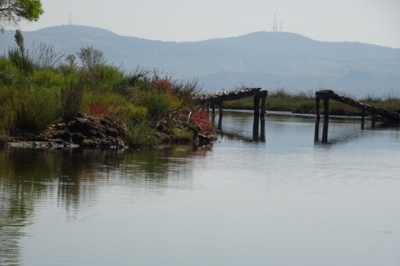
[
  {"xmin": 253, "ymin": 95, "xmax": 260, "ymax": 139},
  {"xmin": 260, "ymin": 92, "xmax": 267, "ymax": 142},
  {"xmin": 322, "ymin": 97, "xmax": 329, "ymax": 143},
  {"xmin": 314, "ymin": 96, "xmax": 320, "ymax": 142},
  {"xmin": 207, "ymin": 100, "xmax": 210, "ymax": 114},
  {"xmin": 211, "ymin": 103, "xmax": 216, "ymax": 123},
  {"xmin": 361, "ymin": 109, "xmax": 365, "ymax": 129},
  {"xmin": 217, "ymin": 102, "xmax": 223, "ymax": 131}
]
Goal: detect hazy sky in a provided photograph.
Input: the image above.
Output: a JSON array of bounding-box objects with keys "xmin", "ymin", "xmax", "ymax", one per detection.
[{"xmin": 15, "ymin": 0, "xmax": 400, "ymax": 48}]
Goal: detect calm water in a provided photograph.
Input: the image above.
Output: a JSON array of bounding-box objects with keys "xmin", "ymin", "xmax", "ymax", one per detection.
[{"xmin": 1, "ymin": 112, "xmax": 399, "ymax": 266}]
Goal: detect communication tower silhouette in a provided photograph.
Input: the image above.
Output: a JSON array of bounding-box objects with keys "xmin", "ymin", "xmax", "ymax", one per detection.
[
  {"xmin": 272, "ymin": 14, "xmax": 283, "ymax": 32},
  {"xmin": 272, "ymin": 14, "xmax": 278, "ymax": 32},
  {"xmin": 68, "ymin": 12, "xmax": 73, "ymax": 25}
]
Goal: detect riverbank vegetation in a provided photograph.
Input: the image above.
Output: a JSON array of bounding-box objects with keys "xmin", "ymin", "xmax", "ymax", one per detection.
[
  {"xmin": 1, "ymin": 31, "xmax": 399, "ymax": 148},
  {"xmin": 224, "ymin": 88, "xmax": 400, "ymax": 116},
  {"xmin": 0, "ymin": 31, "xmax": 210, "ymax": 148}
]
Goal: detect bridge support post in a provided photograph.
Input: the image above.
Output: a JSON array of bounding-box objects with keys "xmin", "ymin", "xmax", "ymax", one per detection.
[
  {"xmin": 218, "ymin": 102, "xmax": 223, "ymax": 131},
  {"xmin": 211, "ymin": 103, "xmax": 216, "ymax": 123},
  {"xmin": 314, "ymin": 96, "xmax": 321, "ymax": 141},
  {"xmin": 253, "ymin": 95, "xmax": 260, "ymax": 139},
  {"xmin": 322, "ymin": 97, "xmax": 329, "ymax": 143},
  {"xmin": 259, "ymin": 91, "xmax": 267, "ymax": 141}
]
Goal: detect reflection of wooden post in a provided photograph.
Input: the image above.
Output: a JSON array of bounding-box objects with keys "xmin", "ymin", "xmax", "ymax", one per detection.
[
  {"xmin": 260, "ymin": 119, "xmax": 266, "ymax": 142},
  {"xmin": 371, "ymin": 113, "xmax": 376, "ymax": 128},
  {"xmin": 361, "ymin": 109, "xmax": 365, "ymax": 129},
  {"xmin": 218, "ymin": 102, "xmax": 223, "ymax": 131},
  {"xmin": 322, "ymin": 97, "xmax": 329, "ymax": 143},
  {"xmin": 253, "ymin": 95, "xmax": 260, "ymax": 139},
  {"xmin": 314, "ymin": 96, "xmax": 320, "ymax": 141}
]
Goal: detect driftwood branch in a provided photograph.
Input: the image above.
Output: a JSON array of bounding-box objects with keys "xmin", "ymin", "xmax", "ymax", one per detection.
[{"xmin": 167, "ymin": 106, "xmax": 192, "ymax": 122}]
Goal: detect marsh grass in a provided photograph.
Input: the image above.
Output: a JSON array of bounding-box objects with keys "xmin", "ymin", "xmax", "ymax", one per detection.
[
  {"xmin": 125, "ymin": 120, "xmax": 160, "ymax": 147},
  {"xmin": 61, "ymin": 81, "xmax": 84, "ymax": 119},
  {"xmin": 11, "ymin": 86, "xmax": 61, "ymax": 131},
  {"xmin": 172, "ymin": 127, "xmax": 194, "ymax": 142}
]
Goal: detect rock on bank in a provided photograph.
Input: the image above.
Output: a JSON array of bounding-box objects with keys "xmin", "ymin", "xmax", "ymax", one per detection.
[{"xmin": 4, "ymin": 113, "xmax": 128, "ymax": 149}]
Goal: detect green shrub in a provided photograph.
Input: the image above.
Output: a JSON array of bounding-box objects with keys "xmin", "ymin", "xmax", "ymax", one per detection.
[
  {"xmin": 0, "ymin": 56, "xmax": 21, "ymax": 86},
  {"xmin": 8, "ymin": 47, "xmax": 34, "ymax": 75},
  {"xmin": 77, "ymin": 64, "xmax": 124, "ymax": 93},
  {"xmin": 30, "ymin": 68, "xmax": 68, "ymax": 88},
  {"xmin": 9, "ymin": 86, "xmax": 61, "ymax": 131},
  {"xmin": 136, "ymin": 92, "xmax": 172, "ymax": 121}
]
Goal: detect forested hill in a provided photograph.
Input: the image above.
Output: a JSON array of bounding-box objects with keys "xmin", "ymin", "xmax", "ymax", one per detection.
[{"xmin": 1, "ymin": 25, "xmax": 399, "ymax": 97}]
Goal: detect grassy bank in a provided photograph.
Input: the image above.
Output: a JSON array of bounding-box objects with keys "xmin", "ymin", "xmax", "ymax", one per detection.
[
  {"xmin": 224, "ymin": 89, "xmax": 400, "ymax": 116},
  {"xmin": 0, "ymin": 31, "xmax": 209, "ymax": 148}
]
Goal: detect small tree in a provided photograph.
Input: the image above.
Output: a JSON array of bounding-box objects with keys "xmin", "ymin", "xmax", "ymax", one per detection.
[
  {"xmin": 76, "ymin": 45, "xmax": 106, "ymax": 70},
  {"xmin": 0, "ymin": 0, "xmax": 44, "ymax": 31}
]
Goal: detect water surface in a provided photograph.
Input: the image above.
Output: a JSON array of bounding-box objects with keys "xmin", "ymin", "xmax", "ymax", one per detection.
[{"xmin": 1, "ymin": 112, "xmax": 399, "ymax": 265}]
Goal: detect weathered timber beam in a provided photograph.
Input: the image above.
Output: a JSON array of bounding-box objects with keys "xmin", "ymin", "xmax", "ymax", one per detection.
[{"xmin": 195, "ymin": 88, "xmax": 264, "ymax": 103}]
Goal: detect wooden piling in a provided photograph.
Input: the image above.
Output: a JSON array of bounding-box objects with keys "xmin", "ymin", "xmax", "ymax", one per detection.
[
  {"xmin": 322, "ymin": 97, "xmax": 329, "ymax": 143},
  {"xmin": 314, "ymin": 96, "xmax": 320, "ymax": 141},
  {"xmin": 218, "ymin": 102, "xmax": 223, "ymax": 131},
  {"xmin": 253, "ymin": 95, "xmax": 260, "ymax": 137}
]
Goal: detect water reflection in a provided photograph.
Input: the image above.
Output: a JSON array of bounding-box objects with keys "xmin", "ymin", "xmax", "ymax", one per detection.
[
  {"xmin": 314, "ymin": 118, "xmax": 400, "ymax": 146},
  {"xmin": 1, "ymin": 113, "xmax": 399, "ymax": 265},
  {"xmin": 0, "ymin": 146, "xmax": 209, "ymax": 265},
  {"xmin": 216, "ymin": 111, "xmax": 266, "ymax": 142}
]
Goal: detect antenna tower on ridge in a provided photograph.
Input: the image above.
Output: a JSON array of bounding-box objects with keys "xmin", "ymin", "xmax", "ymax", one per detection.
[
  {"xmin": 272, "ymin": 14, "xmax": 278, "ymax": 32},
  {"xmin": 68, "ymin": 12, "xmax": 73, "ymax": 26},
  {"xmin": 272, "ymin": 14, "xmax": 283, "ymax": 32}
]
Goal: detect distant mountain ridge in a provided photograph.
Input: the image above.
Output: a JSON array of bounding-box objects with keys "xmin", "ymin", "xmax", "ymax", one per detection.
[{"xmin": 1, "ymin": 25, "xmax": 399, "ymax": 97}]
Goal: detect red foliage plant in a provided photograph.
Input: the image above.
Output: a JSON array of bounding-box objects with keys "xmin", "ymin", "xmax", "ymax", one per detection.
[
  {"xmin": 190, "ymin": 109, "xmax": 213, "ymax": 134},
  {"xmin": 155, "ymin": 79, "xmax": 174, "ymax": 96},
  {"xmin": 84, "ymin": 103, "xmax": 122, "ymax": 118}
]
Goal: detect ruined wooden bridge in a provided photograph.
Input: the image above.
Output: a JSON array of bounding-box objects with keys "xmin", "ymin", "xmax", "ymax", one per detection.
[
  {"xmin": 195, "ymin": 88, "xmax": 400, "ymax": 143},
  {"xmin": 195, "ymin": 88, "xmax": 268, "ymax": 140},
  {"xmin": 315, "ymin": 90, "xmax": 400, "ymax": 142}
]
